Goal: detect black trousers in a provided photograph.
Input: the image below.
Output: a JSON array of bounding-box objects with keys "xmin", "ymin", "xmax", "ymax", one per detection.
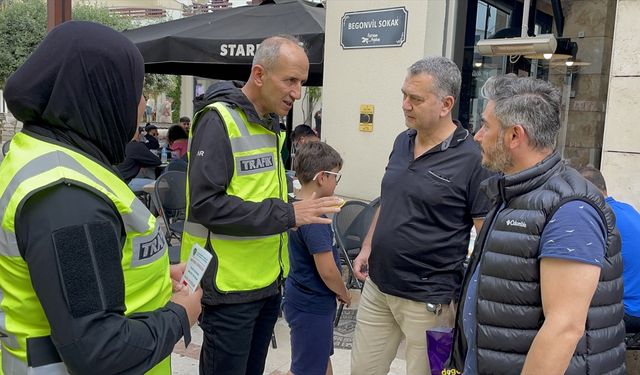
[
  {"xmin": 199, "ymin": 293, "xmax": 281, "ymax": 375},
  {"xmin": 625, "ymin": 313, "xmax": 640, "ymax": 333}
]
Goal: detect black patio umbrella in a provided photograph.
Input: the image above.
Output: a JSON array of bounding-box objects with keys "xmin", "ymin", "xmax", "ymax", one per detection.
[{"xmin": 123, "ymin": 0, "xmax": 325, "ymax": 86}]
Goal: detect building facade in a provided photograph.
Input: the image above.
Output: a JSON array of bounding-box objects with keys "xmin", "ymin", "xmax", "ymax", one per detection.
[{"xmin": 322, "ymin": 0, "xmax": 637, "ymax": 208}]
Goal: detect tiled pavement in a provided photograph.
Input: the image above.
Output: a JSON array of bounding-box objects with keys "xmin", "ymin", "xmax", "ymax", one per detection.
[{"xmin": 170, "ymin": 289, "xmax": 408, "ymax": 374}]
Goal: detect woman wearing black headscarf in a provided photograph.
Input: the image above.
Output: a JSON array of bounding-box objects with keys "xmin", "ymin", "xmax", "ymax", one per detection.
[{"xmin": 0, "ymin": 21, "xmax": 201, "ymax": 374}]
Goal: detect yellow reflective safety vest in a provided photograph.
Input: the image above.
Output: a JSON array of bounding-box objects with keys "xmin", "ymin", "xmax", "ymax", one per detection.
[
  {"xmin": 0, "ymin": 132, "xmax": 172, "ymax": 375},
  {"xmin": 181, "ymin": 102, "xmax": 289, "ymax": 293}
]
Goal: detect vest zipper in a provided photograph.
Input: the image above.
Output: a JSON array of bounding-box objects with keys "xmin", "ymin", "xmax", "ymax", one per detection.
[
  {"xmin": 449, "ymin": 201, "xmax": 504, "ymax": 369},
  {"xmin": 275, "ymin": 130, "xmax": 285, "ymax": 275}
]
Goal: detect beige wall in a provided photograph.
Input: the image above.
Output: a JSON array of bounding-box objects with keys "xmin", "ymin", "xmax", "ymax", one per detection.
[
  {"xmin": 323, "ymin": 0, "xmax": 454, "ymax": 200},
  {"xmin": 180, "ymin": 76, "xmax": 195, "ymax": 119},
  {"xmin": 601, "ymin": 0, "xmax": 640, "ymax": 209}
]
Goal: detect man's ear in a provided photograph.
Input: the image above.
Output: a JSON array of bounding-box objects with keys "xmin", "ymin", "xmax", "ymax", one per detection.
[
  {"xmin": 252, "ymin": 64, "xmax": 266, "ymax": 86},
  {"xmin": 507, "ymin": 124, "xmax": 527, "ymax": 150},
  {"xmin": 440, "ymin": 96, "xmax": 455, "ymax": 117},
  {"xmin": 315, "ymin": 171, "xmax": 327, "ymax": 187}
]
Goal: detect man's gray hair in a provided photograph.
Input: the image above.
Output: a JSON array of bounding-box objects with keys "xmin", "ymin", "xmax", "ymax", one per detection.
[
  {"xmin": 408, "ymin": 57, "xmax": 461, "ymax": 100},
  {"xmin": 481, "ymin": 75, "xmax": 561, "ymax": 150},
  {"xmin": 253, "ymin": 34, "xmax": 304, "ymax": 71}
]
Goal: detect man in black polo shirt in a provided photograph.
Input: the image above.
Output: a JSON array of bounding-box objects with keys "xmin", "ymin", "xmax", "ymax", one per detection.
[{"xmin": 351, "ymin": 56, "xmax": 492, "ymax": 375}]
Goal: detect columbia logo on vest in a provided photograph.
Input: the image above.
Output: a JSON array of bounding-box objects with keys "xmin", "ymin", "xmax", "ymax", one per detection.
[{"xmin": 506, "ymin": 219, "xmax": 527, "ymax": 228}]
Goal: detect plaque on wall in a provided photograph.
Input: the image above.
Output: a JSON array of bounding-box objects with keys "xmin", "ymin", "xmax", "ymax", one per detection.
[
  {"xmin": 359, "ymin": 104, "xmax": 374, "ymax": 132},
  {"xmin": 340, "ymin": 7, "xmax": 408, "ymax": 50}
]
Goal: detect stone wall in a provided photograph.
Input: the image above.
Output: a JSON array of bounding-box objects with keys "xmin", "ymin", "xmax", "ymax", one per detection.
[
  {"xmin": 549, "ymin": 0, "xmax": 617, "ymax": 168},
  {"xmin": 601, "ymin": 0, "xmax": 640, "ymax": 209},
  {"xmin": 0, "ymin": 113, "xmax": 21, "ymax": 145}
]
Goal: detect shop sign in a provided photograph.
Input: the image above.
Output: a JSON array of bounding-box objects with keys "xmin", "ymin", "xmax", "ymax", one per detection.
[{"xmin": 341, "ymin": 7, "xmax": 408, "ymax": 49}]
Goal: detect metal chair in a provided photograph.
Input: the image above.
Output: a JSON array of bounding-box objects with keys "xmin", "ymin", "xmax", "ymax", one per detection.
[
  {"xmin": 332, "ymin": 199, "xmax": 378, "ymax": 326},
  {"xmin": 626, "ymin": 331, "xmax": 640, "ymax": 350},
  {"xmin": 2, "ymin": 140, "xmax": 11, "ymax": 156},
  {"xmin": 151, "ymin": 171, "xmax": 186, "ymax": 247},
  {"xmin": 165, "ymin": 157, "xmax": 188, "ymax": 173}
]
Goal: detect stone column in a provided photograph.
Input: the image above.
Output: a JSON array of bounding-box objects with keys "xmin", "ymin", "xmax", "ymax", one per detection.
[
  {"xmin": 550, "ymin": 0, "xmax": 617, "ymax": 168},
  {"xmin": 601, "ymin": 0, "xmax": 640, "ymax": 209}
]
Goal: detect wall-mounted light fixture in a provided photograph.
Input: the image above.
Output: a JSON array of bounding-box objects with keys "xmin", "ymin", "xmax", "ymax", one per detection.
[
  {"xmin": 477, "ymin": 34, "xmax": 557, "ymax": 57},
  {"xmin": 525, "ymin": 38, "xmax": 578, "ymax": 61}
]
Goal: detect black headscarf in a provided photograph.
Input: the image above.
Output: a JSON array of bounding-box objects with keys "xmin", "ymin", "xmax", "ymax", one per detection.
[{"xmin": 4, "ymin": 21, "xmax": 144, "ymax": 166}]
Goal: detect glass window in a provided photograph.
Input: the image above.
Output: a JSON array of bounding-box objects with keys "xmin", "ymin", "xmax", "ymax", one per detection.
[{"xmin": 460, "ymin": 1, "xmax": 552, "ymax": 133}]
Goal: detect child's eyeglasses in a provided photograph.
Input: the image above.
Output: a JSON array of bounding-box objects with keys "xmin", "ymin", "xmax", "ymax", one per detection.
[{"xmin": 312, "ymin": 171, "xmax": 342, "ymax": 184}]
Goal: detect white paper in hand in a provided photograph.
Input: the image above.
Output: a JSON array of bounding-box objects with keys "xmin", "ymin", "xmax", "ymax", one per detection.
[{"xmin": 180, "ymin": 244, "xmax": 212, "ymax": 294}]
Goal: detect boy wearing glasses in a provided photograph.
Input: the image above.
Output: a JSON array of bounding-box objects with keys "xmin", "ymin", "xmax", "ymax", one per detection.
[{"xmin": 284, "ymin": 142, "xmax": 351, "ymax": 375}]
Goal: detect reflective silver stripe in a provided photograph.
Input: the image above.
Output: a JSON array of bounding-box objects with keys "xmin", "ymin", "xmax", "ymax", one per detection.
[
  {"xmin": 28, "ymin": 362, "xmax": 69, "ymax": 375},
  {"xmin": 235, "ymin": 152, "xmax": 276, "ymax": 176},
  {"xmin": 0, "ymin": 150, "xmax": 130, "ymax": 257},
  {"xmin": 2, "ymin": 349, "xmax": 69, "ymax": 375},
  {"xmin": 217, "ymin": 103, "xmax": 276, "ymax": 152},
  {"xmin": 210, "ymin": 233, "xmax": 273, "ymax": 241},
  {"xmin": 0, "ymin": 288, "xmax": 19, "ymax": 348},
  {"xmin": 183, "ymin": 221, "xmax": 209, "ymax": 239},
  {"xmin": 121, "ymin": 197, "xmax": 153, "ymax": 234},
  {"xmin": 130, "ymin": 221, "xmax": 167, "ymax": 268},
  {"xmin": 218, "ymin": 103, "xmax": 249, "ymax": 137},
  {"xmin": 0, "ymin": 229, "xmax": 19, "ymax": 257},
  {"xmin": 0, "ymin": 151, "xmax": 116, "ymax": 223},
  {"xmin": 2, "ymin": 349, "xmax": 27, "ymax": 374},
  {"xmin": 230, "ymin": 134, "xmax": 276, "ymax": 153},
  {"xmin": 183, "ymin": 221, "xmax": 271, "ymax": 241}
]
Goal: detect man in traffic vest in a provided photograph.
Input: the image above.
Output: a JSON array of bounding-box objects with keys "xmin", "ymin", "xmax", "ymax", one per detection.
[
  {"xmin": 182, "ymin": 35, "xmax": 341, "ymax": 374},
  {"xmin": 447, "ymin": 75, "xmax": 625, "ymax": 374},
  {"xmin": 0, "ymin": 21, "xmax": 201, "ymax": 375}
]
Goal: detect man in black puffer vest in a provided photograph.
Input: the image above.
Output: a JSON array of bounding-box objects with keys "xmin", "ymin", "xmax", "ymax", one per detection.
[{"xmin": 447, "ymin": 75, "xmax": 625, "ymax": 375}]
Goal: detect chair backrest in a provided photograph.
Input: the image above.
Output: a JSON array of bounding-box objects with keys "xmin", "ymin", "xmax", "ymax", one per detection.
[
  {"xmin": 2, "ymin": 140, "xmax": 10, "ymax": 156},
  {"xmin": 332, "ymin": 200, "xmax": 373, "ymax": 254},
  {"xmin": 153, "ymin": 171, "xmax": 186, "ymax": 222},
  {"xmin": 166, "ymin": 157, "xmax": 188, "ymax": 173},
  {"xmin": 369, "ymin": 196, "xmax": 381, "ymax": 210}
]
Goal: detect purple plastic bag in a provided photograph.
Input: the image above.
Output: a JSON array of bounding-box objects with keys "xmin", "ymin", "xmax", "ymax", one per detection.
[{"xmin": 426, "ymin": 327, "xmax": 454, "ymax": 375}]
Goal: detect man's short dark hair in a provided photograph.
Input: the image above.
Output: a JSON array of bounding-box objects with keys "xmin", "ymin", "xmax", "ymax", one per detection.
[
  {"xmin": 408, "ymin": 56, "xmax": 461, "ymax": 100},
  {"xmin": 179, "ymin": 116, "xmax": 190, "ymax": 123},
  {"xmin": 292, "ymin": 124, "xmax": 316, "ymax": 142},
  {"xmin": 579, "ymin": 165, "xmax": 608, "ymax": 194},
  {"xmin": 167, "ymin": 125, "xmax": 188, "ymax": 143},
  {"xmin": 294, "ymin": 142, "xmax": 342, "ymax": 184},
  {"xmin": 144, "ymin": 124, "xmax": 158, "ymax": 132}
]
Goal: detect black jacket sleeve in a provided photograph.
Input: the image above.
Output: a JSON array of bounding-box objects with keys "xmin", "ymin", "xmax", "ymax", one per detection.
[
  {"xmin": 144, "ymin": 134, "xmax": 160, "ymax": 150},
  {"xmin": 14, "ymin": 184, "xmax": 190, "ymax": 375},
  {"xmin": 187, "ymin": 110, "xmax": 296, "ymax": 236},
  {"xmin": 130, "ymin": 142, "xmax": 161, "ymax": 168}
]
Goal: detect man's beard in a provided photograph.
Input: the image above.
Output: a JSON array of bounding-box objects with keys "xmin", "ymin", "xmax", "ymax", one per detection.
[{"xmin": 482, "ymin": 133, "xmax": 514, "ymax": 173}]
